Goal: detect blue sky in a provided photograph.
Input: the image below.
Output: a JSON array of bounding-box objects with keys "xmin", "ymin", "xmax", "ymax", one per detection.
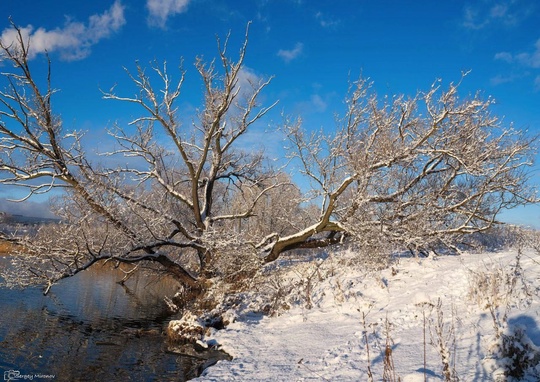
[{"xmin": 0, "ymin": 0, "xmax": 539, "ymax": 225}]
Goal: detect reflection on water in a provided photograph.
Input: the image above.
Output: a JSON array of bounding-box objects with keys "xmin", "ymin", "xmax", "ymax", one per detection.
[{"xmin": 0, "ymin": 259, "xmax": 204, "ymax": 381}]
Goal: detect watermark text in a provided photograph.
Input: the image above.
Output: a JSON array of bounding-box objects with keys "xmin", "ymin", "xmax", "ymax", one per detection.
[{"xmin": 4, "ymin": 371, "xmax": 55, "ymax": 381}]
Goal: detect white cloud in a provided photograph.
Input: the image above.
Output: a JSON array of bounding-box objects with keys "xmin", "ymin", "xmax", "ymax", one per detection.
[
  {"xmin": 0, "ymin": 1, "xmax": 125, "ymax": 61},
  {"xmin": 495, "ymin": 38, "xmax": 540, "ymax": 69},
  {"xmin": 315, "ymin": 12, "xmax": 339, "ymax": 28},
  {"xmin": 88, "ymin": 0, "xmax": 126, "ymax": 42},
  {"xmin": 236, "ymin": 66, "xmax": 262, "ymax": 97},
  {"xmin": 310, "ymin": 94, "xmax": 327, "ymax": 112},
  {"xmin": 462, "ymin": 2, "xmax": 526, "ymax": 30},
  {"xmin": 518, "ymin": 39, "xmax": 540, "ymax": 68},
  {"xmin": 228, "ymin": 66, "xmax": 270, "ymax": 106},
  {"xmin": 490, "ymin": 4, "xmax": 509, "ymax": 18},
  {"xmin": 463, "ymin": 6, "xmax": 488, "ymax": 29},
  {"xmin": 490, "ymin": 73, "xmax": 523, "ymax": 86},
  {"xmin": 277, "ymin": 42, "xmax": 303, "ymax": 63},
  {"xmin": 293, "ymin": 92, "xmax": 330, "ymax": 115},
  {"xmin": 146, "ymin": 0, "xmax": 190, "ymax": 28},
  {"xmin": 493, "ymin": 38, "xmax": 540, "ymax": 89},
  {"xmin": 494, "ymin": 51, "xmax": 513, "ymax": 63}
]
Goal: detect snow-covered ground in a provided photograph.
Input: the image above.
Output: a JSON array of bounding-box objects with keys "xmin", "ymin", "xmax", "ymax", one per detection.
[{"xmin": 193, "ymin": 249, "xmax": 540, "ymax": 381}]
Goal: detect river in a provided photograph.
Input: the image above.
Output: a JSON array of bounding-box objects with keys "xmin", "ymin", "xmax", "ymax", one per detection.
[{"xmin": 0, "ymin": 258, "xmax": 223, "ymax": 381}]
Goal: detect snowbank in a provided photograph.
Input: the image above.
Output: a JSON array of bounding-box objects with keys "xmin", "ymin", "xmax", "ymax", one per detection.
[{"xmin": 192, "ymin": 250, "xmax": 540, "ymax": 381}]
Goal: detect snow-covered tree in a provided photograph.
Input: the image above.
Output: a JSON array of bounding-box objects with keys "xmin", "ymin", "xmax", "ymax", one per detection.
[
  {"xmin": 0, "ymin": 21, "xmax": 536, "ymax": 295},
  {"xmin": 261, "ymin": 77, "xmax": 536, "ymax": 261}
]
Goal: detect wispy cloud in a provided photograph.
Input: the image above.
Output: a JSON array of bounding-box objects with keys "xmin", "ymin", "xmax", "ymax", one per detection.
[
  {"xmin": 293, "ymin": 92, "xmax": 331, "ymax": 116},
  {"xmin": 0, "ymin": 1, "xmax": 125, "ymax": 61},
  {"xmin": 236, "ymin": 66, "xmax": 263, "ymax": 97},
  {"xmin": 315, "ymin": 12, "xmax": 339, "ymax": 28},
  {"xmin": 462, "ymin": 1, "xmax": 529, "ymax": 30},
  {"xmin": 277, "ymin": 42, "xmax": 303, "ymax": 63},
  {"xmin": 309, "ymin": 94, "xmax": 327, "ymax": 112},
  {"xmin": 146, "ymin": 0, "xmax": 190, "ymax": 28},
  {"xmin": 493, "ymin": 38, "xmax": 540, "ymax": 89},
  {"xmin": 495, "ymin": 38, "xmax": 540, "ymax": 68},
  {"xmin": 494, "ymin": 51, "xmax": 514, "ymax": 63},
  {"xmin": 490, "ymin": 73, "xmax": 525, "ymax": 86}
]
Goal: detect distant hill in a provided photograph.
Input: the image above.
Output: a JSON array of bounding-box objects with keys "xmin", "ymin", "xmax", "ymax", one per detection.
[
  {"xmin": 0, "ymin": 212, "xmax": 60, "ymax": 225},
  {"xmin": 0, "ymin": 212, "xmax": 60, "ymax": 237}
]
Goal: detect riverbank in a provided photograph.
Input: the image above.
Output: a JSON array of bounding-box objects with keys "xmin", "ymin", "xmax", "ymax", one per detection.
[{"xmin": 193, "ymin": 249, "xmax": 540, "ymax": 381}]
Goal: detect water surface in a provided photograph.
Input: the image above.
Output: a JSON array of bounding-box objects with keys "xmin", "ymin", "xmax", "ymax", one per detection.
[{"xmin": 0, "ymin": 259, "xmax": 207, "ymax": 381}]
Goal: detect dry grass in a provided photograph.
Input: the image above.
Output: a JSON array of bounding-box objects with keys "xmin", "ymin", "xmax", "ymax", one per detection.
[{"xmin": 0, "ymin": 239, "xmax": 18, "ymax": 255}]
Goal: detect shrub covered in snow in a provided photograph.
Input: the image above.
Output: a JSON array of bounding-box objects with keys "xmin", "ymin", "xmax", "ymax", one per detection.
[
  {"xmin": 486, "ymin": 325, "xmax": 540, "ymax": 381},
  {"xmin": 167, "ymin": 312, "xmax": 206, "ymax": 344}
]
